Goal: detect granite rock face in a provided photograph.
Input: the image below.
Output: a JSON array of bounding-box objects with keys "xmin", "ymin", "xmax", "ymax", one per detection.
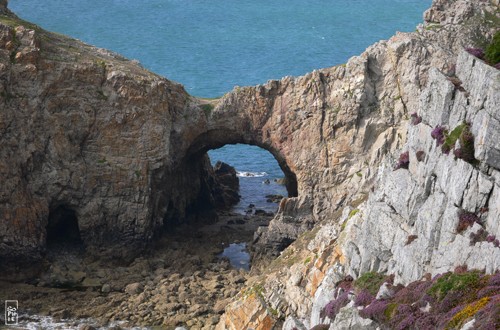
[
  {"xmin": 343, "ymin": 50, "xmax": 500, "ymax": 285},
  {"xmin": 201, "ymin": 0, "xmax": 499, "ymax": 257},
  {"xmin": 217, "ymin": 0, "xmax": 500, "ymax": 329}
]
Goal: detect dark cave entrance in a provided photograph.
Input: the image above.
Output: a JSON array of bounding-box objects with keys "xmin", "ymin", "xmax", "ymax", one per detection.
[{"xmin": 46, "ymin": 206, "xmax": 83, "ymax": 249}]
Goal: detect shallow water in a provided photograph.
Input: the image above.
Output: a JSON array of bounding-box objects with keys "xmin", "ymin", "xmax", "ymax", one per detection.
[
  {"xmin": 209, "ymin": 144, "xmax": 288, "ymax": 214},
  {"xmin": 219, "ymin": 243, "xmax": 251, "ymax": 271}
]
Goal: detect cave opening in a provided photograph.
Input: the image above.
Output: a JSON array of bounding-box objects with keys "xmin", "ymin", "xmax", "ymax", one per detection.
[{"xmin": 46, "ymin": 205, "xmax": 83, "ymax": 249}]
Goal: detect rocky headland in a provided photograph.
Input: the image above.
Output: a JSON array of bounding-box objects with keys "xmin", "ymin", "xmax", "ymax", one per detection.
[{"xmin": 0, "ymin": 0, "xmax": 499, "ymax": 329}]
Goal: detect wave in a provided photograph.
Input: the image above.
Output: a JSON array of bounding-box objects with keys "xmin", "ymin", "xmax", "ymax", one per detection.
[{"xmin": 237, "ymin": 171, "xmax": 267, "ymax": 177}]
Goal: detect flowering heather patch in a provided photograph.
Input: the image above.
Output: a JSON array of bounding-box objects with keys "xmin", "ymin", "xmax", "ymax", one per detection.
[
  {"xmin": 396, "ymin": 311, "xmax": 426, "ymax": 330},
  {"xmin": 473, "ymin": 230, "xmax": 499, "ymax": 247},
  {"xmin": 441, "ymin": 143, "xmax": 452, "ymax": 155},
  {"xmin": 431, "ymin": 125, "xmax": 446, "ymax": 146},
  {"xmin": 354, "ymin": 290, "xmax": 375, "ymax": 307},
  {"xmin": 414, "ymin": 313, "xmax": 437, "ymax": 329},
  {"xmin": 410, "ymin": 112, "xmax": 422, "ymax": 125},
  {"xmin": 436, "ymin": 290, "xmax": 466, "ymax": 313},
  {"xmin": 486, "ymin": 235, "xmax": 500, "ymax": 247},
  {"xmin": 465, "ymin": 47, "xmax": 485, "ymax": 59},
  {"xmin": 393, "ymin": 280, "xmax": 432, "ymax": 305},
  {"xmin": 477, "ymin": 286, "xmax": 500, "ymax": 299},
  {"xmin": 394, "ymin": 151, "xmax": 410, "ymax": 170},
  {"xmin": 359, "ymin": 299, "xmax": 389, "ymax": 322},
  {"xmin": 457, "ymin": 210, "xmax": 481, "ymax": 233},
  {"xmin": 355, "ymin": 270, "xmax": 498, "ymax": 329},
  {"xmin": 487, "ymin": 272, "xmax": 500, "ymax": 286},
  {"xmin": 474, "ymin": 295, "xmax": 500, "ymax": 330},
  {"xmin": 470, "ymin": 231, "xmax": 500, "ymax": 248},
  {"xmin": 321, "ymin": 291, "xmax": 350, "ymax": 320}
]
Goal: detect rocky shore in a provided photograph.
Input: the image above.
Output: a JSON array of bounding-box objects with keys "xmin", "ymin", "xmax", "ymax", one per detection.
[{"xmin": 0, "ymin": 211, "xmax": 274, "ymax": 329}]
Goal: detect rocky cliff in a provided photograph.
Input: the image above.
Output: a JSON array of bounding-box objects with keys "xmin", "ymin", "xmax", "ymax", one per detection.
[
  {"xmin": 0, "ymin": 0, "xmax": 499, "ymax": 328},
  {"xmin": 216, "ymin": 0, "xmax": 500, "ymax": 329},
  {"xmin": 0, "ymin": 3, "xmax": 230, "ymax": 276}
]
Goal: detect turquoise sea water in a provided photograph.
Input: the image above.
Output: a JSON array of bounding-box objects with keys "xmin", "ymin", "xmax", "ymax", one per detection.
[{"xmin": 9, "ymin": 0, "xmax": 431, "ymax": 212}]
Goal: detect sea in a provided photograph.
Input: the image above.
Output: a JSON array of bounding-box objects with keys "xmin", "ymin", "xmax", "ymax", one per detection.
[
  {"xmin": 6, "ymin": 0, "xmax": 431, "ymax": 328},
  {"xmin": 9, "ymin": 0, "xmax": 430, "ymax": 215}
]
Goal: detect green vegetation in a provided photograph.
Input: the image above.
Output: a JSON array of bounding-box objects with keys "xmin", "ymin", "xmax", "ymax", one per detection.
[
  {"xmin": 483, "ymin": 9, "xmax": 500, "ymax": 30},
  {"xmin": 97, "ymin": 158, "xmax": 107, "ymax": 164},
  {"xmin": 384, "ymin": 302, "xmax": 398, "ymax": 320},
  {"xmin": 424, "ymin": 23, "xmax": 441, "ymax": 31},
  {"xmin": 201, "ymin": 103, "xmax": 214, "ymax": 117},
  {"xmin": 427, "ymin": 271, "xmax": 481, "ymax": 301},
  {"xmin": 348, "ymin": 208, "xmax": 359, "ymax": 219},
  {"xmin": 0, "ymin": 15, "xmax": 41, "ymax": 31},
  {"xmin": 243, "ymin": 282, "xmax": 264, "ymax": 298},
  {"xmin": 353, "ymin": 272, "xmax": 386, "ymax": 295},
  {"xmin": 484, "ymin": 31, "xmax": 500, "ymax": 64},
  {"xmin": 96, "ymin": 59, "xmax": 106, "ymax": 70},
  {"xmin": 442, "ymin": 122, "xmax": 466, "ymax": 153},
  {"xmin": 268, "ymin": 307, "xmax": 279, "ymax": 317}
]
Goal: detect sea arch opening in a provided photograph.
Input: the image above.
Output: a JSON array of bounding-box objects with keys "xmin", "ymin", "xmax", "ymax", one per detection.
[
  {"xmin": 181, "ymin": 130, "xmax": 299, "ymax": 270},
  {"xmin": 209, "ymin": 144, "xmax": 290, "ymax": 215},
  {"xmin": 186, "ymin": 128, "xmax": 298, "ymax": 200}
]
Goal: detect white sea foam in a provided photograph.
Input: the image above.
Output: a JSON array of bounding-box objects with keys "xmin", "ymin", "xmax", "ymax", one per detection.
[
  {"xmin": 17, "ymin": 314, "xmax": 146, "ymax": 330},
  {"xmin": 237, "ymin": 171, "xmax": 267, "ymax": 177}
]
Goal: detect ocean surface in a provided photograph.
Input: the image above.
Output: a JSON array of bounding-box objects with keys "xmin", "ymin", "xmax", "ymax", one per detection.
[{"xmin": 9, "ymin": 0, "xmax": 431, "ymax": 214}]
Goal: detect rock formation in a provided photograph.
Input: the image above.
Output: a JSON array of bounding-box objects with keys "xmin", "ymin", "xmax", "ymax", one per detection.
[
  {"xmin": 0, "ymin": 0, "xmax": 499, "ymax": 328},
  {"xmin": 211, "ymin": 161, "xmax": 240, "ymax": 209},
  {"xmin": 0, "ymin": 5, "xmax": 222, "ymax": 276},
  {"xmin": 215, "ymin": 0, "xmax": 500, "ymax": 329}
]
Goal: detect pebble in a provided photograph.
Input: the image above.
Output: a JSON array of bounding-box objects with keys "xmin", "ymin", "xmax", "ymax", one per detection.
[{"xmin": 101, "ymin": 283, "xmax": 111, "ymax": 293}]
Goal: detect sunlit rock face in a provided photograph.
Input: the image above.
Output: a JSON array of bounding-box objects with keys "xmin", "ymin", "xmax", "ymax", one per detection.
[{"xmin": 215, "ymin": 0, "xmax": 500, "ymax": 328}]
